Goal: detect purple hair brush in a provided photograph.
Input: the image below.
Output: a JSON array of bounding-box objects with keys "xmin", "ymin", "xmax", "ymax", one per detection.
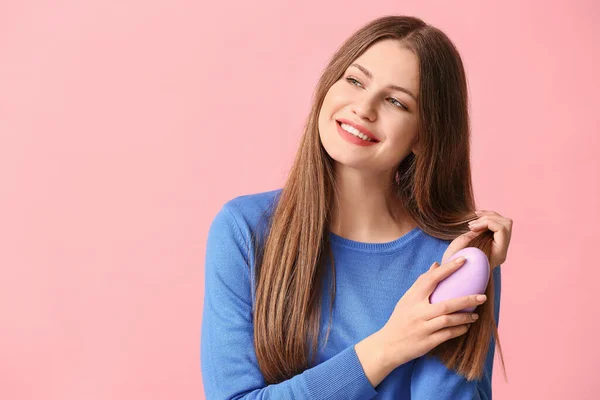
[{"xmin": 429, "ymin": 247, "xmax": 491, "ymax": 313}]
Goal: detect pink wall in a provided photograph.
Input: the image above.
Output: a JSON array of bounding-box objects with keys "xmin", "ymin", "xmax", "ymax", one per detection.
[{"xmin": 1, "ymin": 1, "xmax": 598, "ymax": 399}]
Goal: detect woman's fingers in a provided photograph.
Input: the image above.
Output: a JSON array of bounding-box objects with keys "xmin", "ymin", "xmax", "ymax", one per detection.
[
  {"xmin": 441, "ymin": 229, "xmax": 485, "ymax": 264},
  {"xmin": 429, "ymin": 261, "xmax": 439, "ymax": 271},
  {"xmin": 425, "ymin": 308, "xmax": 480, "ymax": 332},
  {"xmin": 428, "ymin": 323, "xmax": 472, "ymax": 346},
  {"xmin": 469, "ymin": 212, "xmax": 513, "ymax": 266},
  {"xmin": 418, "ymin": 257, "xmax": 468, "ymax": 297},
  {"xmin": 424, "ymin": 294, "xmax": 487, "ymax": 321}
]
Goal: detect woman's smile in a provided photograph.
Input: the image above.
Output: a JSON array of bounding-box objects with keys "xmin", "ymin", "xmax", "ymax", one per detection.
[{"xmin": 336, "ymin": 120, "xmax": 379, "ymax": 147}]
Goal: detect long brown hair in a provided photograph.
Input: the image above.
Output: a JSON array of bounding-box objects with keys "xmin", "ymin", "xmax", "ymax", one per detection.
[{"xmin": 251, "ymin": 15, "xmax": 506, "ymax": 384}]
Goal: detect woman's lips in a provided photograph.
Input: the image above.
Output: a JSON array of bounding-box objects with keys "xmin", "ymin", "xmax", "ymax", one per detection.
[
  {"xmin": 336, "ymin": 121, "xmax": 379, "ymax": 147},
  {"xmin": 336, "ymin": 118, "xmax": 380, "ymax": 141}
]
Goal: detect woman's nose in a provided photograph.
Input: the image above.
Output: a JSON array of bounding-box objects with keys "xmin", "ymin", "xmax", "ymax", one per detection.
[{"xmin": 352, "ymin": 95, "xmax": 377, "ymax": 121}]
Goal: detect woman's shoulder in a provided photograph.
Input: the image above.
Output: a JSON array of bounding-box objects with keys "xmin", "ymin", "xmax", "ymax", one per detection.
[
  {"xmin": 211, "ymin": 187, "xmax": 282, "ymax": 240},
  {"xmin": 220, "ymin": 187, "xmax": 282, "ymax": 221}
]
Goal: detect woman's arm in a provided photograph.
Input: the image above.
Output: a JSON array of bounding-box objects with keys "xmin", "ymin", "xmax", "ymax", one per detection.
[
  {"xmin": 201, "ymin": 204, "xmax": 390, "ymax": 399},
  {"xmin": 410, "ymin": 266, "xmax": 502, "ymax": 400}
]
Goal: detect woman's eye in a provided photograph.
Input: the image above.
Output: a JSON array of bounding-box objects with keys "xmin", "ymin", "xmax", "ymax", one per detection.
[
  {"xmin": 346, "ymin": 76, "xmax": 362, "ymax": 87},
  {"xmin": 389, "ymin": 98, "xmax": 408, "ymax": 110},
  {"xmin": 345, "ymin": 76, "xmax": 408, "ymax": 111}
]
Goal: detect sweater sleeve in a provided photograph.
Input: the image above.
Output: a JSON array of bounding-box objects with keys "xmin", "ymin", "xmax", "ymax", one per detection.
[
  {"xmin": 410, "ymin": 266, "xmax": 502, "ymax": 400},
  {"xmin": 200, "ymin": 204, "xmax": 379, "ymax": 400}
]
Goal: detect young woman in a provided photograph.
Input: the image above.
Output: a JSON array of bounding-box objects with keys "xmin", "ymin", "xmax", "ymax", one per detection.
[{"xmin": 201, "ymin": 15, "xmax": 513, "ymax": 399}]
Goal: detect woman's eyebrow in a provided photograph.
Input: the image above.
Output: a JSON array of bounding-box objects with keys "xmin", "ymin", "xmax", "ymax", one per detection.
[{"xmin": 349, "ymin": 63, "xmax": 418, "ymax": 101}]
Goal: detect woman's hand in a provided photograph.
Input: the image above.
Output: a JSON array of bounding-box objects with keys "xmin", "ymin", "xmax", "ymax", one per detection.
[
  {"xmin": 442, "ymin": 210, "xmax": 513, "ymax": 269},
  {"xmin": 374, "ymin": 257, "xmax": 488, "ymax": 369}
]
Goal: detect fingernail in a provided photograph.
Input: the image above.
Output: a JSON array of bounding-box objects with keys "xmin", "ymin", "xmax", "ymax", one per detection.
[
  {"xmin": 455, "ymin": 257, "xmax": 466, "ymax": 264},
  {"xmin": 476, "ymin": 295, "xmax": 487, "ymax": 302},
  {"xmin": 474, "ymin": 210, "xmax": 483, "ymax": 215},
  {"xmin": 471, "ymin": 314, "xmax": 479, "ymax": 320}
]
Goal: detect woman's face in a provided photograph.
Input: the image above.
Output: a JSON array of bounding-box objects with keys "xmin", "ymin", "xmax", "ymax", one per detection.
[{"xmin": 318, "ymin": 39, "xmax": 421, "ymax": 175}]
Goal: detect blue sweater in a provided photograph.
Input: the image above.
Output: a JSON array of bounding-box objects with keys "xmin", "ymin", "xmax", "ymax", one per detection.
[{"xmin": 201, "ymin": 188, "xmax": 501, "ymax": 399}]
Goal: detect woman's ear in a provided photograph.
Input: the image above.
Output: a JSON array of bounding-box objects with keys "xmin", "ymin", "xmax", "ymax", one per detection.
[{"xmin": 411, "ymin": 138, "xmax": 421, "ymax": 155}]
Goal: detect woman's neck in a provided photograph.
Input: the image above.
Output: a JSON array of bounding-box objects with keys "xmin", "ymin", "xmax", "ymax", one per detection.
[{"xmin": 329, "ymin": 167, "xmax": 416, "ymax": 243}]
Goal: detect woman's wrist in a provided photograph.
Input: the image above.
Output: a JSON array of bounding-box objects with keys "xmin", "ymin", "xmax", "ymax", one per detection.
[{"xmin": 354, "ymin": 329, "xmax": 400, "ymax": 387}]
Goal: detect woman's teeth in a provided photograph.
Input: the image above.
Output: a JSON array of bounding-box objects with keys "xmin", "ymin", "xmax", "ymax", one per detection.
[{"xmin": 340, "ymin": 123, "xmax": 374, "ymax": 142}]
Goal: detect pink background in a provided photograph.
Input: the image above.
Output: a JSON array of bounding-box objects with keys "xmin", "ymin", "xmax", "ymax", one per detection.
[{"xmin": 1, "ymin": 1, "xmax": 598, "ymax": 399}]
